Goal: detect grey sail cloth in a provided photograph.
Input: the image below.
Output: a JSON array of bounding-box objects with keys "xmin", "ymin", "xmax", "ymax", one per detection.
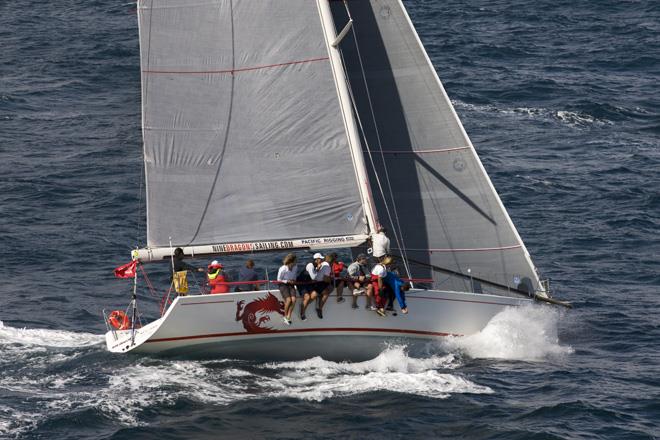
[
  {"xmin": 333, "ymin": 0, "xmax": 541, "ymax": 295},
  {"xmin": 138, "ymin": 0, "xmax": 366, "ymax": 248}
]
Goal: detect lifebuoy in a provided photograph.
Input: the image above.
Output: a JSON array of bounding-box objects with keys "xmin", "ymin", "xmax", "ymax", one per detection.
[{"xmin": 108, "ymin": 310, "xmax": 130, "ymax": 330}]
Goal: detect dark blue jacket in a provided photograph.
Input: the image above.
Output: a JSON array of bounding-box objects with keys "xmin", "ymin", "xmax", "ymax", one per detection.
[{"xmin": 383, "ymin": 271, "xmax": 407, "ymax": 309}]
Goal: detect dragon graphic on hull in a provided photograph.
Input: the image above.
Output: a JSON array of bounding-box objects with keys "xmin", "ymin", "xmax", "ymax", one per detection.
[{"xmin": 235, "ymin": 292, "xmax": 285, "ymax": 333}]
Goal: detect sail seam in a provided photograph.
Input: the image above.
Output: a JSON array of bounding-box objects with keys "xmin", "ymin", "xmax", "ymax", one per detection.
[
  {"xmin": 364, "ymin": 146, "xmax": 471, "ymax": 154},
  {"xmin": 398, "ymin": 245, "xmax": 523, "ymax": 252},
  {"xmin": 143, "ymin": 57, "xmax": 329, "ymax": 75}
]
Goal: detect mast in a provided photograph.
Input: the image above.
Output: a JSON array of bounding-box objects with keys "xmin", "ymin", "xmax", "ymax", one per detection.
[{"xmin": 316, "ymin": 0, "xmax": 379, "ymax": 235}]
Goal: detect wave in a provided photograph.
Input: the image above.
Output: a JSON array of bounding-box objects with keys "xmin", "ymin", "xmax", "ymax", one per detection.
[
  {"xmin": 442, "ymin": 305, "xmax": 573, "ymax": 361},
  {"xmin": 0, "ymin": 347, "xmax": 492, "ymax": 435},
  {"xmin": 88, "ymin": 347, "xmax": 489, "ymax": 423},
  {"xmin": 260, "ymin": 346, "xmax": 491, "ymax": 402},
  {"xmin": 452, "ymin": 100, "xmax": 613, "ymax": 127},
  {"xmin": 0, "ymin": 321, "xmax": 103, "ymax": 349}
]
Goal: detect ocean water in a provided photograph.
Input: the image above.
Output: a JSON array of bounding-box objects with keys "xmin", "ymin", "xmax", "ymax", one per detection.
[{"xmin": 1, "ymin": 0, "xmax": 659, "ymax": 439}]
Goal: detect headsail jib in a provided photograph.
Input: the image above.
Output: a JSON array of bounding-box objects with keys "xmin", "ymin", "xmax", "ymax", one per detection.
[{"xmin": 328, "ymin": 0, "xmax": 545, "ymax": 295}]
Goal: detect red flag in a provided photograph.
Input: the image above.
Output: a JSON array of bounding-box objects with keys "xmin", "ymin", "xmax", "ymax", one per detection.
[{"xmin": 114, "ymin": 260, "xmax": 137, "ymax": 279}]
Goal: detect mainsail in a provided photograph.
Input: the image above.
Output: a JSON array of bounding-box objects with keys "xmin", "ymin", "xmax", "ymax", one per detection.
[
  {"xmin": 137, "ymin": 0, "xmax": 372, "ymax": 255},
  {"xmin": 330, "ymin": 0, "xmax": 543, "ymax": 295}
]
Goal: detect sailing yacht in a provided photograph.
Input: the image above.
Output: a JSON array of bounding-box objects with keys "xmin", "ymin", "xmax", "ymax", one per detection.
[{"xmin": 105, "ymin": 0, "xmax": 565, "ymax": 360}]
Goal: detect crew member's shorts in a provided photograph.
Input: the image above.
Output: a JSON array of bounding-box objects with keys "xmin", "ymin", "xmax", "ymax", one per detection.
[
  {"xmin": 314, "ymin": 281, "xmax": 330, "ymax": 294},
  {"xmin": 297, "ymin": 283, "xmax": 314, "ymax": 296},
  {"xmin": 278, "ymin": 284, "xmax": 296, "ymax": 299}
]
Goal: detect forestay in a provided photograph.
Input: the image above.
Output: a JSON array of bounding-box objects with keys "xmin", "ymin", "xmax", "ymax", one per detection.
[
  {"xmin": 332, "ymin": 0, "xmax": 543, "ymax": 295},
  {"xmin": 138, "ymin": 0, "xmax": 368, "ymax": 249}
]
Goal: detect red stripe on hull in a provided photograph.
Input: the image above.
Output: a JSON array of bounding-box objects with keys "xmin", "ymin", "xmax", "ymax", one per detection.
[
  {"xmin": 408, "ymin": 295, "xmax": 523, "ymax": 306},
  {"xmin": 180, "ymin": 300, "xmax": 234, "ymax": 306},
  {"xmin": 146, "ymin": 327, "xmax": 461, "ymax": 344}
]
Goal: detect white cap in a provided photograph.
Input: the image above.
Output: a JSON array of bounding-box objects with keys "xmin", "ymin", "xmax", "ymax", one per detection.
[{"xmin": 313, "ymin": 252, "xmax": 324, "ymax": 260}]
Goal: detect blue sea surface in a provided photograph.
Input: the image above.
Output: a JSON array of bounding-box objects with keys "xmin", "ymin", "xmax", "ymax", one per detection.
[{"xmin": 1, "ymin": 0, "xmax": 659, "ymax": 438}]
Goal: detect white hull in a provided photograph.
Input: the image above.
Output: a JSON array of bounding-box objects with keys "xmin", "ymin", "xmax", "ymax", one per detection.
[{"xmin": 105, "ymin": 289, "xmax": 531, "ymax": 361}]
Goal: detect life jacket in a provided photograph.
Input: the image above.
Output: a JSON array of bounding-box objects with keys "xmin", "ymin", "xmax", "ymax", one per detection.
[
  {"xmin": 172, "ymin": 270, "xmax": 189, "ymax": 294},
  {"xmin": 332, "ymin": 261, "xmax": 345, "ymax": 277},
  {"xmin": 208, "ymin": 270, "xmax": 229, "ymax": 294}
]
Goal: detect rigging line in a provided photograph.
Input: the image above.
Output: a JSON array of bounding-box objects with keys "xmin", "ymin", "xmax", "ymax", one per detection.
[
  {"xmin": 341, "ymin": 0, "xmax": 413, "ymax": 280},
  {"xmin": 401, "ymin": 254, "xmax": 571, "ymax": 308},
  {"xmin": 342, "ymin": 0, "xmax": 411, "ymax": 270},
  {"xmin": 338, "ymin": 41, "xmax": 412, "ymax": 281},
  {"xmin": 395, "ymin": 254, "xmax": 533, "ymax": 298},
  {"xmin": 339, "ymin": 50, "xmax": 409, "ymax": 278},
  {"xmin": 186, "ymin": 0, "xmax": 235, "ymax": 245}
]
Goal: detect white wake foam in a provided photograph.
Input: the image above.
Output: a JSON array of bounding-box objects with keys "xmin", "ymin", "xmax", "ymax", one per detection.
[
  {"xmin": 442, "ymin": 305, "xmax": 573, "ymax": 361},
  {"xmin": 260, "ymin": 345, "xmax": 491, "ymax": 401},
  {"xmin": 0, "ymin": 320, "xmax": 102, "ymax": 348},
  {"xmin": 97, "ymin": 361, "xmax": 249, "ymax": 424},
  {"xmin": 0, "ymin": 404, "xmax": 40, "ymax": 439},
  {"xmin": 0, "ymin": 322, "xmax": 105, "ymax": 437}
]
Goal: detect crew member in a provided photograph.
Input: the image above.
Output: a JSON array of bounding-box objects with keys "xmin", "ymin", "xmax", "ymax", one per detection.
[
  {"xmin": 371, "ymin": 256, "xmax": 393, "ymax": 317},
  {"xmin": 327, "ymin": 252, "xmax": 346, "ymax": 303},
  {"xmin": 313, "ymin": 253, "xmax": 333, "ymax": 319},
  {"xmin": 277, "ymin": 254, "xmax": 298, "ymax": 325},
  {"xmin": 297, "ymin": 257, "xmax": 316, "ymax": 321},
  {"xmin": 172, "ymin": 247, "xmax": 205, "ymax": 274},
  {"xmin": 347, "ymin": 253, "xmax": 374, "ymax": 310},
  {"xmin": 207, "ymin": 260, "xmax": 229, "ymax": 294},
  {"xmin": 236, "ymin": 258, "xmax": 261, "ymax": 292},
  {"xmin": 170, "ymin": 247, "xmax": 204, "ymax": 295},
  {"xmin": 372, "ymin": 226, "xmax": 391, "ymax": 262},
  {"xmin": 383, "ymin": 270, "xmax": 410, "ymax": 314}
]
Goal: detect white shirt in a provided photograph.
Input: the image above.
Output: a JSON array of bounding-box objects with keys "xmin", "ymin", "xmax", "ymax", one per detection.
[
  {"xmin": 277, "ymin": 264, "xmax": 297, "ymax": 283},
  {"xmin": 372, "ymin": 232, "xmax": 390, "ymax": 258},
  {"xmin": 371, "ymin": 263, "xmax": 386, "ymax": 278},
  {"xmin": 306, "ymin": 262, "xmax": 317, "ymax": 280},
  {"xmin": 316, "ymin": 261, "xmax": 331, "ymax": 281}
]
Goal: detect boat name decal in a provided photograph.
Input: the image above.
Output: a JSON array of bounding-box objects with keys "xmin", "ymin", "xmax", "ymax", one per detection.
[
  {"xmin": 211, "ymin": 236, "xmax": 358, "ymax": 253},
  {"xmin": 301, "ymin": 235, "xmax": 356, "ymax": 245},
  {"xmin": 212, "ymin": 240, "xmax": 295, "ymax": 253}
]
